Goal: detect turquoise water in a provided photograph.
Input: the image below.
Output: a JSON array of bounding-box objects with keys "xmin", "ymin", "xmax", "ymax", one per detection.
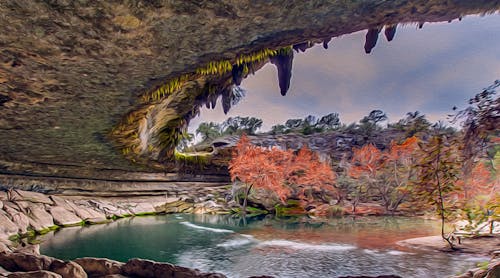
[{"xmin": 39, "ymin": 215, "xmax": 484, "ymax": 278}]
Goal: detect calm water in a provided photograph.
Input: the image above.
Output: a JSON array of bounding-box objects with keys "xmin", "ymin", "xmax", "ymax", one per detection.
[{"xmin": 39, "ymin": 215, "xmax": 485, "ymax": 278}]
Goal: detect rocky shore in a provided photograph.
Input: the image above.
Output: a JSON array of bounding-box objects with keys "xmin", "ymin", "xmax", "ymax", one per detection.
[
  {"xmin": 0, "ymin": 187, "xmax": 238, "ymax": 277},
  {"xmin": 0, "ymin": 188, "xmax": 233, "ymax": 249}
]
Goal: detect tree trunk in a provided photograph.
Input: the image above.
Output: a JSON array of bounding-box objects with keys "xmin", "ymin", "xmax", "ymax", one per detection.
[{"xmin": 242, "ymin": 184, "xmax": 253, "ymax": 216}]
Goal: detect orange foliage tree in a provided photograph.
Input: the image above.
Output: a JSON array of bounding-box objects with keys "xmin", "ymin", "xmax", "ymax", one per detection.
[
  {"xmin": 229, "ymin": 135, "xmax": 336, "ymax": 213},
  {"xmin": 288, "ymin": 146, "xmax": 337, "ymax": 205},
  {"xmin": 346, "ymin": 143, "xmax": 384, "ymax": 213},
  {"xmin": 381, "ymin": 136, "xmax": 419, "ymax": 213}
]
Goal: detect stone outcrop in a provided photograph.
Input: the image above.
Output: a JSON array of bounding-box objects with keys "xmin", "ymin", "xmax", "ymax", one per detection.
[
  {"xmin": 0, "ymin": 189, "xmax": 233, "ymax": 242},
  {"xmin": 0, "ymin": 251, "xmax": 225, "ymax": 278},
  {"xmin": 0, "ymin": 1, "xmax": 498, "ymax": 181},
  {"xmin": 453, "ymin": 252, "xmax": 500, "ymax": 278}
]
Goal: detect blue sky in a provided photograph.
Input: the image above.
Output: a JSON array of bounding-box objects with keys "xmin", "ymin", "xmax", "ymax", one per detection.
[{"xmin": 190, "ymin": 14, "xmax": 500, "ymax": 133}]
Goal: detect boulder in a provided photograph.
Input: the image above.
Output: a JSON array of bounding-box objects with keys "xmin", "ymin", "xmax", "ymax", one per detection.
[
  {"xmin": 9, "ymin": 191, "xmax": 53, "ymax": 205},
  {"xmin": 14, "ymin": 245, "xmax": 39, "ymax": 256},
  {"xmin": 25, "ymin": 204, "xmax": 55, "ymax": 232},
  {"xmin": 2, "ymin": 203, "xmax": 30, "ymax": 235},
  {"xmin": 70, "ymin": 206, "xmax": 107, "ymax": 224},
  {"xmin": 73, "ymin": 258, "xmax": 123, "ymax": 277},
  {"xmin": 7, "ymin": 270, "xmax": 62, "ymax": 278},
  {"xmin": 49, "ymin": 260, "xmax": 87, "ymax": 278},
  {"xmin": 48, "ymin": 197, "xmax": 75, "ymax": 214},
  {"xmin": 49, "ymin": 207, "xmax": 82, "ymax": 227},
  {"xmin": 472, "ymin": 269, "xmax": 488, "ymax": 278},
  {"xmin": 0, "ymin": 211, "xmax": 18, "ymax": 239},
  {"xmin": 0, "ymin": 241, "xmax": 11, "ymax": 254},
  {"xmin": 486, "ymin": 260, "xmax": 500, "ymax": 278},
  {"xmin": 0, "ymin": 252, "xmax": 53, "ymax": 272},
  {"xmin": 126, "ymin": 203, "xmax": 155, "ymax": 215},
  {"xmin": 122, "ymin": 259, "xmax": 225, "ymax": 278},
  {"xmin": 0, "ymin": 201, "xmax": 3, "ymax": 210},
  {"xmin": 86, "ymin": 201, "xmax": 128, "ymax": 218},
  {"xmin": 0, "ymin": 266, "xmax": 10, "ymax": 276}
]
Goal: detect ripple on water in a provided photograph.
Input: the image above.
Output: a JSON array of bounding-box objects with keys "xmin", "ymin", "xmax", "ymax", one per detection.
[{"xmin": 180, "ymin": 221, "xmax": 234, "ymax": 233}]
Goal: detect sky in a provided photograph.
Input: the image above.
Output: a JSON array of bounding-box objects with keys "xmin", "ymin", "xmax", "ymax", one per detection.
[{"xmin": 189, "ymin": 14, "xmax": 500, "ymax": 134}]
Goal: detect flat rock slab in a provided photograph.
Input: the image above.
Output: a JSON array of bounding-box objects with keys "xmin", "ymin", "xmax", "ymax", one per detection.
[
  {"xmin": 25, "ymin": 204, "xmax": 54, "ymax": 232},
  {"xmin": 10, "ymin": 191, "xmax": 53, "ymax": 205},
  {"xmin": 0, "ymin": 211, "xmax": 18, "ymax": 239},
  {"xmin": 48, "ymin": 207, "xmax": 82, "ymax": 227}
]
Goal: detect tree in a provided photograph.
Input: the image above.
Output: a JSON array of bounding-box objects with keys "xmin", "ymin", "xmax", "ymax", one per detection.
[
  {"xmin": 196, "ymin": 122, "xmax": 222, "ymax": 142},
  {"xmin": 454, "ymin": 80, "xmax": 499, "ymax": 172},
  {"xmin": 347, "ymin": 143, "xmax": 384, "ymax": 213},
  {"xmin": 229, "ymin": 135, "xmax": 292, "ymax": 214},
  {"xmin": 390, "ymin": 111, "xmax": 431, "ymax": 137},
  {"xmin": 229, "ymin": 136, "xmax": 337, "ymax": 214},
  {"xmin": 358, "ymin": 110, "xmax": 388, "ymax": 136},
  {"xmin": 221, "ymin": 116, "xmax": 263, "ymax": 135},
  {"xmin": 317, "ymin": 112, "xmax": 341, "ymax": 130},
  {"xmin": 270, "ymin": 124, "xmax": 287, "ymax": 135},
  {"xmin": 288, "ymin": 146, "xmax": 337, "ymax": 206},
  {"xmin": 379, "ymin": 136, "xmax": 419, "ymax": 214},
  {"xmin": 415, "ymin": 134, "xmax": 461, "ymax": 249}
]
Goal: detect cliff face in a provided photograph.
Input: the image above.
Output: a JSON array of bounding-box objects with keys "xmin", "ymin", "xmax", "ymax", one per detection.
[{"xmin": 0, "ymin": 1, "xmax": 498, "ymax": 182}]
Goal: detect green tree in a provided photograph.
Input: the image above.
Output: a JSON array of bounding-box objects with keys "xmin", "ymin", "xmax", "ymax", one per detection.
[
  {"xmin": 416, "ymin": 134, "xmax": 462, "ymax": 249},
  {"xmin": 196, "ymin": 122, "xmax": 222, "ymax": 142},
  {"xmin": 222, "ymin": 116, "xmax": 263, "ymax": 135}
]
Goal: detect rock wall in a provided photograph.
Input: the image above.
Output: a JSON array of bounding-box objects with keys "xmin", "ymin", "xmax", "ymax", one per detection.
[
  {"xmin": 0, "ymin": 188, "xmax": 233, "ymax": 243},
  {"xmin": 1, "ymin": 1, "xmax": 498, "ymax": 180}
]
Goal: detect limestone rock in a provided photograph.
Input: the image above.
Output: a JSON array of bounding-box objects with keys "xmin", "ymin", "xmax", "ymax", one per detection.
[
  {"xmin": 86, "ymin": 201, "xmax": 128, "ymax": 218},
  {"xmin": 486, "ymin": 260, "xmax": 500, "ymax": 278},
  {"xmin": 0, "ymin": 211, "xmax": 18, "ymax": 239},
  {"xmin": 14, "ymin": 245, "xmax": 39, "ymax": 256},
  {"xmin": 48, "ymin": 197, "xmax": 75, "ymax": 214},
  {"xmin": 0, "ymin": 266, "xmax": 10, "ymax": 276},
  {"xmin": 25, "ymin": 204, "xmax": 54, "ymax": 232},
  {"xmin": 49, "ymin": 207, "xmax": 82, "ymax": 226},
  {"xmin": 2, "ymin": 203, "xmax": 30, "ymax": 235},
  {"xmin": 73, "ymin": 258, "xmax": 123, "ymax": 277},
  {"xmin": 10, "ymin": 191, "xmax": 53, "ymax": 205},
  {"xmin": 49, "ymin": 260, "xmax": 87, "ymax": 278},
  {"xmin": 472, "ymin": 269, "xmax": 487, "ymax": 278},
  {"xmin": 126, "ymin": 203, "xmax": 155, "ymax": 215},
  {"xmin": 7, "ymin": 270, "xmax": 62, "ymax": 278},
  {"xmin": 0, "ymin": 241, "xmax": 11, "ymax": 254},
  {"xmin": 70, "ymin": 206, "xmax": 107, "ymax": 224},
  {"xmin": 0, "ymin": 252, "xmax": 53, "ymax": 272},
  {"xmin": 122, "ymin": 259, "xmax": 225, "ymax": 278}
]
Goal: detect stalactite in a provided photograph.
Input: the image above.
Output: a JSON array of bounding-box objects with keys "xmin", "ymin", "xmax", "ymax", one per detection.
[
  {"xmin": 231, "ymin": 64, "xmax": 244, "ymax": 86},
  {"xmin": 270, "ymin": 49, "xmax": 294, "ymax": 96},
  {"xmin": 221, "ymin": 87, "xmax": 232, "ymax": 114},
  {"xmin": 293, "ymin": 42, "xmax": 309, "ymax": 52},
  {"xmin": 323, "ymin": 38, "xmax": 332, "ymax": 49},
  {"xmin": 364, "ymin": 28, "xmax": 381, "ymax": 54},
  {"xmin": 384, "ymin": 25, "xmax": 397, "ymax": 42}
]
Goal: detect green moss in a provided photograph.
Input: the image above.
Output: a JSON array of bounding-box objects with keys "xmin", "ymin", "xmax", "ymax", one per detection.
[
  {"xmin": 38, "ymin": 225, "xmax": 60, "ymax": 235},
  {"xmin": 275, "ymin": 200, "xmax": 307, "ymax": 217},
  {"xmin": 174, "ymin": 150, "xmax": 211, "ymax": 165},
  {"xmin": 133, "ymin": 212, "xmax": 157, "ymax": 216},
  {"xmin": 8, "ymin": 234, "xmax": 20, "ymax": 241},
  {"xmin": 477, "ymin": 261, "xmax": 489, "ymax": 270}
]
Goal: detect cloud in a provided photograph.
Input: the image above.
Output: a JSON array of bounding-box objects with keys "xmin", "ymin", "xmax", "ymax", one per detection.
[{"xmin": 190, "ymin": 15, "xmax": 500, "ymax": 132}]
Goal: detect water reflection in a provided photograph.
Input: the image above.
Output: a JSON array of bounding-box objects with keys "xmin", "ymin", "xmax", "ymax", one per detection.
[{"xmin": 40, "ymin": 215, "xmax": 485, "ymax": 278}]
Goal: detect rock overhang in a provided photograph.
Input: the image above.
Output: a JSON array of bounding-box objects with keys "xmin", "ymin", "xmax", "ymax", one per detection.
[{"xmin": 0, "ymin": 0, "xmax": 498, "ymax": 181}]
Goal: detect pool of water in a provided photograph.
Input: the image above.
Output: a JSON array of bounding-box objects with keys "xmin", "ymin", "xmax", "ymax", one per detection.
[{"xmin": 39, "ymin": 214, "xmax": 485, "ymax": 278}]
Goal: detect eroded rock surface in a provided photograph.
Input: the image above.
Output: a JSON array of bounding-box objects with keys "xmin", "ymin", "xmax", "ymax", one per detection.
[{"xmin": 1, "ymin": 1, "xmax": 498, "ymax": 180}]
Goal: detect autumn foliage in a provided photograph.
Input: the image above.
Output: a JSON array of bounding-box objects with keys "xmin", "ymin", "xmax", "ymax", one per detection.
[{"xmin": 229, "ymin": 135, "xmax": 336, "ymax": 209}]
